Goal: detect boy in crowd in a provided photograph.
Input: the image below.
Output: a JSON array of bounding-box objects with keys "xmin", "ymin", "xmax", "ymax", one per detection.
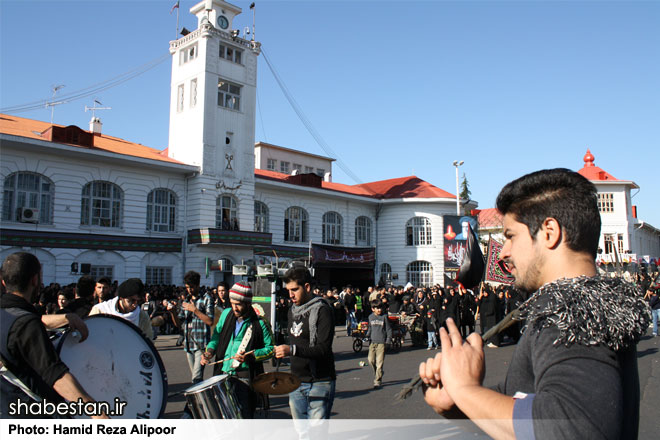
[{"xmin": 365, "ymin": 299, "xmax": 392, "ymax": 388}]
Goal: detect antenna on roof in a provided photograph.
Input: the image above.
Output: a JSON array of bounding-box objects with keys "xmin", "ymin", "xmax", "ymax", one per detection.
[
  {"xmin": 250, "ymin": 3, "xmax": 256, "ymax": 42},
  {"xmin": 46, "ymin": 84, "xmax": 65, "ymax": 124},
  {"xmin": 84, "ymin": 99, "xmax": 112, "ymax": 119}
]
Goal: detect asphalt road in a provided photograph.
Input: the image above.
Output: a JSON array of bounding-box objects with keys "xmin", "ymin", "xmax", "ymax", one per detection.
[{"xmin": 156, "ymin": 325, "xmax": 659, "ymax": 438}]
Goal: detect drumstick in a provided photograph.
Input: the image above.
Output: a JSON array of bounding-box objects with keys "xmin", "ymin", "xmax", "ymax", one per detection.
[
  {"xmin": 394, "ymin": 307, "xmax": 521, "ymax": 402},
  {"xmin": 206, "ymin": 349, "xmax": 255, "ymax": 366}
]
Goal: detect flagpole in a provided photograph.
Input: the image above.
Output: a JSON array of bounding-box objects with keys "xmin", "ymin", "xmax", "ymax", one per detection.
[{"xmin": 176, "ymin": 4, "xmax": 180, "ymax": 39}]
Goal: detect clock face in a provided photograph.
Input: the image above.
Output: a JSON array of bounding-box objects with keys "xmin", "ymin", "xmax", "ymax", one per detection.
[{"xmin": 217, "ymin": 15, "xmax": 229, "ymax": 29}]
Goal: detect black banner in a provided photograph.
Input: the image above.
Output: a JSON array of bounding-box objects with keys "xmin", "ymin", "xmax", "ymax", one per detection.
[{"xmin": 311, "ymin": 244, "xmax": 375, "ymax": 268}]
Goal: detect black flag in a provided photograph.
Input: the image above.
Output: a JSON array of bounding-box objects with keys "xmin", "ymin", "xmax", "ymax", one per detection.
[{"xmin": 456, "ymin": 224, "xmax": 485, "ymax": 289}]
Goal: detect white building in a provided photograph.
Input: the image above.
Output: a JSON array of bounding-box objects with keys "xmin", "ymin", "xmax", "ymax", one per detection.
[
  {"xmin": 0, "ymin": 0, "xmax": 473, "ymax": 289},
  {"xmin": 473, "ymin": 150, "xmax": 660, "ymax": 269},
  {"xmin": 577, "ymin": 150, "xmax": 660, "ymax": 266}
]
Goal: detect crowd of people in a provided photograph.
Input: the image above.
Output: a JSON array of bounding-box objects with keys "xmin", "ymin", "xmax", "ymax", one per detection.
[
  {"xmin": 2, "ymin": 167, "xmax": 659, "ymax": 438},
  {"xmin": 22, "ymin": 267, "xmax": 660, "ymax": 352}
]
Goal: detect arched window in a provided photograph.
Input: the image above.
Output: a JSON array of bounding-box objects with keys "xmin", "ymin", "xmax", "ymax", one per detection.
[
  {"xmin": 2, "ymin": 172, "xmax": 54, "ymax": 224},
  {"xmin": 407, "ymin": 261, "xmax": 433, "ymax": 287},
  {"xmin": 380, "ymin": 263, "xmax": 392, "ymax": 285},
  {"xmin": 406, "ymin": 217, "xmax": 432, "ymax": 246},
  {"xmin": 216, "ymin": 195, "xmax": 238, "ymax": 230},
  {"xmin": 355, "ymin": 216, "xmax": 372, "ymax": 246},
  {"xmin": 81, "ymin": 181, "xmax": 123, "ymax": 228},
  {"xmin": 254, "ymin": 201, "xmax": 269, "ymax": 233},
  {"xmin": 322, "ymin": 211, "xmax": 342, "ymax": 245},
  {"xmin": 284, "ymin": 206, "xmax": 308, "ymax": 242},
  {"xmin": 147, "ymin": 188, "xmax": 176, "ymax": 232}
]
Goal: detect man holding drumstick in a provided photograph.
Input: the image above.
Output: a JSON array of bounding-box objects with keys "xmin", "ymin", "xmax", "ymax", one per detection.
[
  {"xmin": 202, "ymin": 282, "xmax": 273, "ymax": 418},
  {"xmin": 419, "ymin": 169, "xmax": 650, "ymax": 439}
]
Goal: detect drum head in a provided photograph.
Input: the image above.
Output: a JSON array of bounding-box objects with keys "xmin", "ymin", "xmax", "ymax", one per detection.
[
  {"xmin": 183, "ymin": 374, "xmax": 229, "ymax": 395},
  {"xmin": 56, "ymin": 314, "xmax": 168, "ymax": 419}
]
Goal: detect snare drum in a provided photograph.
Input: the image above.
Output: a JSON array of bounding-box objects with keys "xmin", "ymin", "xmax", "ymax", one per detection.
[
  {"xmin": 183, "ymin": 375, "xmax": 243, "ymax": 419},
  {"xmin": 55, "ymin": 315, "xmax": 168, "ymax": 418}
]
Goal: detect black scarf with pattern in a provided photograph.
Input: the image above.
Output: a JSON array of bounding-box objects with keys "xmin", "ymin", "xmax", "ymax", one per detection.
[{"xmin": 518, "ymin": 276, "xmax": 651, "ymax": 351}]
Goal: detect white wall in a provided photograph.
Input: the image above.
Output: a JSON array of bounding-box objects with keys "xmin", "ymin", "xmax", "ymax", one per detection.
[
  {"xmin": 0, "ymin": 146, "xmax": 188, "ymax": 284},
  {"xmin": 377, "ymin": 201, "xmax": 456, "ymax": 286},
  {"xmin": 255, "ymin": 183, "xmax": 377, "ymax": 247},
  {"xmin": 255, "ymin": 145, "xmax": 333, "ymax": 178}
]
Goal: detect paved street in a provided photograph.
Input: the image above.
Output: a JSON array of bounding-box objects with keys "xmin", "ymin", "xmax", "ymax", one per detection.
[{"xmin": 156, "ymin": 325, "xmax": 659, "ymax": 438}]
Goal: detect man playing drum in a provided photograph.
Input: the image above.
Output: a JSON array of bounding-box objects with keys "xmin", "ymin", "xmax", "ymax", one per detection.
[
  {"xmin": 89, "ymin": 278, "xmax": 153, "ymax": 339},
  {"xmin": 0, "ymin": 252, "xmax": 108, "ymax": 418},
  {"xmin": 202, "ymin": 282, "xmax": 273, "ymax": 418}
]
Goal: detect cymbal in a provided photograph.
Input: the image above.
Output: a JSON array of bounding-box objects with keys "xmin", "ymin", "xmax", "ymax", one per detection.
[{"xmin": 252, "ymin": 372, "xmax": 301, "ymax": 395}]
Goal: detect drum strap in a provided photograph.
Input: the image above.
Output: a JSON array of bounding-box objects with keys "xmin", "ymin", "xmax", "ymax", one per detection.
[
  {"xmin": 0, "ymin": 366, "xmax": 41, "ymax": 402},
  {"xmin": 0, "ymin": 307, "xmax": 43, "ymax": 405},
  {"xmin": 231, "ymin": 325, "xmax": 253, "ymax": 369}
]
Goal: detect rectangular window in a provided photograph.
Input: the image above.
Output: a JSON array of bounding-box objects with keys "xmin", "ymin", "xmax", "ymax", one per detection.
[
  {"xmin": 219, "ymin": 44, "xmax": 243, "ymax": 64},
  {"xmin": 179, "ymin": 43, "xmax": 198, "ymax": 65},
  {"xmin": 190, "ymin": 78, "xmax": 197, "ymax": 108},
  {"xmin": 146, "ymin": 267, "xmax": 172, "ymax": 285},
  {"xmin": 217, "ymin": 79, "xmax": 241, "ymax": 110},
  {"xmin": 304, "ymin": 166, "xmax": 314, "ymax": 174},
  {"xmin": 617, "ymin": 234, "xmax": 624, "ymax": 255},
  {"xmin": 604, "ymin": 235, "xmax": 614, "ymax": 254},
  {"xmin": 293, "ymin": 163, "xmax": 302, "ymax": 172},
  {"xmin": 280, "ymin": 161, "xmax": 290, "ymax": 174},
  {"xmin": 316, "ymin": 168, "xmax": 325, "ymax": 177},
  {"xmin": 177, "ymin": 84, "xmax": 184, "ymax": 112},
  {"xmin": 597, "ymin": 193, "xmax": 614, "ymax": 213},
  {"xmin": 266, "ymin": 158, "xmax": 276, "ymax": 171},
  {"xmin": 90, "ymin": 266, "xmax": 113, "ymax": 280}
]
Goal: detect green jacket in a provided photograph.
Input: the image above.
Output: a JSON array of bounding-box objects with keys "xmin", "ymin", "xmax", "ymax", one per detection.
[{"xmin": 206, "ymin": 308, "xmax": 274, "ymax": 374}]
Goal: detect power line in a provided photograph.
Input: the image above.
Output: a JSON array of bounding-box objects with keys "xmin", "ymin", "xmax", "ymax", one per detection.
[
  {"xmin": 256, "ymin": 90, "xmax": 268, "ymax": 143},
  {"xmin": 1, "ymin": 53, "xmax": 170, "ymax": 114},
  {"xmin": 261, "ymin": 48, "xmax": 363, "ymax": 185}
]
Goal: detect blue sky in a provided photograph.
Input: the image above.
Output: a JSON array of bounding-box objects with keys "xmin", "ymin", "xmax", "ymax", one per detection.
[{"xmin": 1, "ymin": 0, "xmax": 659, "ymax": 227}]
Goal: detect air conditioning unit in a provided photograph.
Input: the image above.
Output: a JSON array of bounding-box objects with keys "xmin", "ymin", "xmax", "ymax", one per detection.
[
  {"xmin": 19, "ymin": 207, "xmax": 40, "ymax": 223},
  {"xmin": 232, "ymin": 265, "xmax": 249, "ymax": 276}
]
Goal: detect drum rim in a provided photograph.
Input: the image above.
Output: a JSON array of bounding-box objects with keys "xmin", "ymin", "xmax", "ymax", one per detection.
[
  {"xmin": 183, "ymin": 374, "xmax": 230, "ymax": 394},
  {"xmin": 56, "ymin": 313, "xmax": 169, "ymax": 419}
]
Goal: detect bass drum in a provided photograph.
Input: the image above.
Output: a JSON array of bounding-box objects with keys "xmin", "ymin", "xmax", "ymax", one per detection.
[{"xmin": 55, "ymin": 314, "xmax": 168, "ymax": 418}]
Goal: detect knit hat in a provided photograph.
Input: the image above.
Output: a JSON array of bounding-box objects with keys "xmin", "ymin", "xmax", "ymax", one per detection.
[
  {"xmin": 118, "ymin": 278, "xmax": 145, "ymax": 298},
  {"xmin": 229, "ymin": 282, "xmax": 253, "ymax": 303}
]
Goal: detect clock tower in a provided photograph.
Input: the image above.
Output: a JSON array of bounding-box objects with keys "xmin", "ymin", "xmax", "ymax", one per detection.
[{"xmin": 167, "ymin": 0, "xmax": 260, "ymax": 231}]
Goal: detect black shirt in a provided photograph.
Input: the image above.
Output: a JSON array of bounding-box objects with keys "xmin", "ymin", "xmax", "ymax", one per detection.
[
  {"xmin": 0, "ymin": 293, "xmax": 69, "ymax": 402},
  {"xmin": 288, "ymin": 298, "xmax": 336, "ymax": 382}
]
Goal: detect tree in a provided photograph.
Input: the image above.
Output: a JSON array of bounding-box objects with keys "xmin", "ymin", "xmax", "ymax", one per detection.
[{"xmin": 459, "ymin": 172, "xmax": 471, "ymax": 201}]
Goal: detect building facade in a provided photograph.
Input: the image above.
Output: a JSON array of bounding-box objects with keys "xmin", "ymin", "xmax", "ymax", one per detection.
[{"xmin": 1, "ymin": 1, "xmax": 472, "ymax": 289}]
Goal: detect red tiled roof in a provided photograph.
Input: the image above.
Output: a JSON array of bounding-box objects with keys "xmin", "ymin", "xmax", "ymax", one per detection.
[
  {"xmin": 355, "ymin": 176, "xmax": 455, "ymax": 199},
  {"xmin": 0, "ymin": 113, "xmax": 183, "ymax": 165},
  {"xmin": 577, "ymin": 149, "xmax": 619, "ymax": 182},
  {"xmin": 476, "ymin": 208, "xmax": 503, "ymax": 229},
  {"xmin": 255, "ymin": 169, "xmax": 455, "ymax": 200}
]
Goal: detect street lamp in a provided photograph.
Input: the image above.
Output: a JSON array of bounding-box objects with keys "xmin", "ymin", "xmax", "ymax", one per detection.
[{"xmin": 453, "ymin": 160, "xmax": 464, "ymax": 215}]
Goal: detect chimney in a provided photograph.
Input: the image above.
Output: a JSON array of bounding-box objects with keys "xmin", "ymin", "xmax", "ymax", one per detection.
[
  {"xmin": 89, "ymin": 117, "xmax": 102, "ymax": 134},
  {"xmin": 324, "ymin": 172, "xmax": 332, "ymax": 182}
]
